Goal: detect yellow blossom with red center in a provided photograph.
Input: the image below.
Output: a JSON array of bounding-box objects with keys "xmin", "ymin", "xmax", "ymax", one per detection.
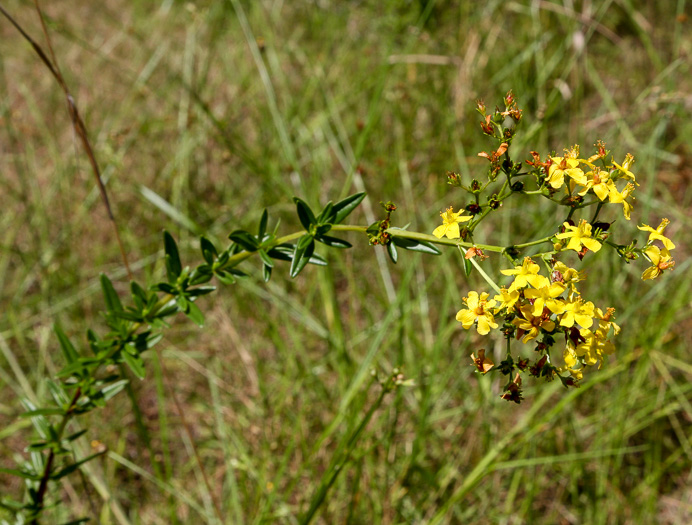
[
  {"xmin": 432, "ymin": 206, "xmax": 473, "ymax": 240},
  {"xmin": 555, "ymin": 220, "xmax": 602, "ymax": 253},
  {"xmin": 578, "ymin": 167, "xmax": 615, "ymax": 201},
  {"xmin": 511, "ymin": 304, "xmax": 556, "ymax": 343},
  {"xmin": 456, "ymin": 291, "xmax": 498, "ymax": 335},
  {"xmin": 546, "ymin": 156, "xmax": 587, "ymax": 189}
]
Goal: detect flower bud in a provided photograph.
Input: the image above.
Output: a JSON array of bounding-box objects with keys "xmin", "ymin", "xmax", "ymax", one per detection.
[
  {"xmin": 465, "ymin": 203, "xmax": 482, "ymax": 215},
  {"xmin": 511, "ymin": 181, "xmax": 524, "ymax": 192}
]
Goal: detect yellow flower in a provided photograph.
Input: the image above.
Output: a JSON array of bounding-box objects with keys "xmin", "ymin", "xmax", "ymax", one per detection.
[
  {"xmin": 638, "ymin": 218, "xmax": 675, "ymax": 250},
  {"xmin": 575, "ymin": 327, "xmax": 615, "ymax": 368},
  {"xmin": 558, "ymin": 297, "xmax": 595, "ymax": 329},
  {"xmin": 578, "ymin": 168, "xmax": 615, "ymax": 201},
  {"xmin": 612, "ymin": 153, "xmax": 637, "ymax": 183},
  {"xmin": 493, "ymin": 287, "xmax": 521, "ymax": 314},
  {"xmin": 552, "ymin": 262, "xmax": 584, "ymax": 297},
  {"xmin": 555, "ymin": 220, "xmax": 602, "ymax": 253},
  {"xmin": 511, "ymin": 304, "xmax": 556, "ymax": 343},
  {"xmin": 432, "ymin": 206, "xmax": 473, "ymax": 239},
  {"xmin": 456, "ymin": 291, "xmax": 498, "ymax": 335},
  {"xmin": 546, "ymin": 156, "xmax": 587, "ymax": 189},
  {"xmin": 641, "ymin": 246, "xmax": 675, "ymax": 280},
  {"xmin": 608, "ymin": 182, "xmax": 635, "ymax": 220},
  {"xmin": 501, "ymin": 257, "xmax": 548, "ymax": 291},
  {"xmin": 524, "ymin": 281, "xmax": 567, "ymax": 316}
]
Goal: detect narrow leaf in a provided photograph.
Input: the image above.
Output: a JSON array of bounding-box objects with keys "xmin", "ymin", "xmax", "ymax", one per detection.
[
  {"xmin": 294, "ymin": 198, "xmax": 317, "ymax": 230},
  {"xmin": 0, "ymin": 466, "xmax": 41, "ymax": 481},
  {"xmin": 121, "ymin": 351, "xmax": 145, "ymax": 379},
  {"xmin": 51, "ymin": 451, "xmax": 106, "ymax": 480},
  {"xmin": 185, "ymin": 302, "xmax": 205, "ymax": 327},
  {"xmin": 200, "ymin": 236, "xmax": 218, "ymax": 264},
  {"xmin": 316, "ymin": 235, "xmax": 352, "ymax": 249},
  {"xmin": 290, "ymin": 235, "xmax": 315, "ymax": 278},
  {"xmin": 391, "ymin": 236, "xmax": 441, "ymax": 255},
  {"xmin": 316, "ymin": 201, "xmax": 334, "ymax": 223},
  {"xmin": 258, "ymin": 249, "xmax": 274, "ymax": 268},
  {"xmin": 228, "ymin": 230, "xmax": 259, "ymax": 251},
  {"xmin": 333, "ymin": 192, "xmax": 366, "ymax": 223},
  {"xmin": 54, "ymin": 325, "xmax": 80, "ymax": 365},
  {"xmin": 100, "ymin": 274, "xmax": 123, "ymax": 313},
  {"xmin": 258, "ymin": 209, "xmax": 269, "ymax": 238},
  {"xmin": 386, "ymin": 241, "xmax": 398, "ymax": 263},
  {"xmin": 20, "ymin": 408, "xmax": 65, "ymax": 418},
  {"xmin": 163, "ymin": 231, "xmax": 182, "ymax": 282}
]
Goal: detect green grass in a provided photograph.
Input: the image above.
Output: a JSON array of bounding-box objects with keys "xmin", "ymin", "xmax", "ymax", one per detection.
[{"xmin": 1, "ymin": 1, "xmax": 691, "ymax": 523}]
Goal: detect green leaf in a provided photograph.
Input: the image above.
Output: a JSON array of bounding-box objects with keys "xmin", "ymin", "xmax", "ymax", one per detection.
[
  {"xmin": 290, "ymin": 234, "xmax": 315, "ymax": 278},
  {"xmin": 151, "ymin": 282, "xmax": 177, "ymax": 294},
  {"xmin": 185, "ymin": 301, "xmax": 205, "ymax": 327},
  {"xmin": 0, "ymin": 466, "xmax": 41, "ymax": 481},
  {"xmin": 64, "ymin": 429, "xmax": 88, "ymax": 443},
  {"xmin": 258, "ymin": 249, "xmax": 274, "ymax": 268},
  {"xmin": 130, "ymin": 281, "xmax": 148, "ymax": 311},
  {"xmin": 386, "ymin": 241, "xmax": 398, "ymax": 263},
  {"xmin": 333, "ymin": 192, "xmax": 366, "ymax": 223},
  {"xmin": 314, "ymin": 224, "xmax": 332, "ymax": 237},
  {"xmin": 229, "ymin": 230, "xmax": 259, "ymax": 251},
  {"xmin": 391, "ymin": 236, "xmax": 441, "ymax": 255},
  {"xmin": 187, "ymin": 286, "xmax": 216, "ymax": 298},
  {"xmin": 58, "ymin": 519, "xmax": 91, "ymax": 525},
  {"xmin": 200, "ymin": 236, "xmax": 218, "ymax": 264},
  {"xmin": 121, "ymin": 351, "xmax": 146, "ymax": 379},
  {"xmin": 266, "ymin": 244, "xmax": 294, "ymax": 261},
  {"xmin": 262, "ymin": 264, "xmax": 272, "ymax": 282},
  {"xmin": 20, "ymin": 408, "xmax": 65, "ymax": 418},
  {"xmin": 100, "ymin": 379, "xmax": 129, "ymax": 402},
  {"xmin": 163, "ymin": 231, "xmax": 183, "ymax": 282},
  {"xmin": 307, "ymin": 252, "xmax": 328, "ymax": 266},
  {"xmin": 258, "ymin": 208, "xmax": 269, "ymax": 238},
  {"xmin": 100, "ymin": 274, "xmax": 123, "ymax": 313},
  {"xmin": 316, "ymin": 201, "xmax": 334, "ymax": 224},
  {"xmin": 316, "ymin": 235, "xmax": 352, "ymax": 249},
  {"xmin": 54, "ymin": 324, "xmax": 80, "ymax": 365},
  {"xmin": 464, "ymin": 256, "xmax": 473, "ymax": 277},
  {"xmin": 294, "ymin": 198, "xmax": 316, "ymax": 230},
  {"xmin": 51, "ymin": 451, "xmax": 106, "ymax": 480},
  {"xmin": 215, "ymin": 270, "xmax": 237, "ymax": 285}
]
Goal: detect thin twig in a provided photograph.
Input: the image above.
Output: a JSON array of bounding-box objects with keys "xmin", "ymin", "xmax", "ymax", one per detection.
[{"xmin": 0, "ymin": 2, "xmax": 133, "ymax": 279}]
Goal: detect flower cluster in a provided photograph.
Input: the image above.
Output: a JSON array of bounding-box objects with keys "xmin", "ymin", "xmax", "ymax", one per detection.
[
  {"xmin": 540, "ymin": 145, "xmax": 637, "ymax": 220},
  {"xmin": 457, "ymin": 258, "xmax": 619, "ymax": 393},
  {"xmin": 427, "ymin": 91, "xmax": 677, "ymax": 403}
]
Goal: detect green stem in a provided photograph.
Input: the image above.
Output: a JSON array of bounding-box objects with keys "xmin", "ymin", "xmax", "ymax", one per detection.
[
  {"xmin": 457, "ymin": 245, "xmax": 501, "ymax": 294},
  {"xmin": 512, "ymin": 236, "xmax": 555, "ymax": 249},
  {"xmin": 300, "ymin": 380, "xmax": 390, "ymax": 524}
]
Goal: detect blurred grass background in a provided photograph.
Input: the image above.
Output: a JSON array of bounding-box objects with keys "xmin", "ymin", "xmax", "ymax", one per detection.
[{"xmin": 1, "ymin": 1, "xmax": 691, "ymax": 523}]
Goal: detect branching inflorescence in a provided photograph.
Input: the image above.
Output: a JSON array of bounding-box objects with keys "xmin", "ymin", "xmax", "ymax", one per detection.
[{"xmin": 431, "ymin": 91, "xmax": 676, "ymax": 403}]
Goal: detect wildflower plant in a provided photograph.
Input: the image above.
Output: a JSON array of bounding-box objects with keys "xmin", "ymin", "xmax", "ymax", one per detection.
[{"xmin": 0, "ymin": 86, "xmax": 677, "ymax": 524}]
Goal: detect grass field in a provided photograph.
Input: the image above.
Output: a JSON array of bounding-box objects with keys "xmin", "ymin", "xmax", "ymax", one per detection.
[{"xmin": 1, "ymin": 1, "xmax": 691, "ymax": 523}]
